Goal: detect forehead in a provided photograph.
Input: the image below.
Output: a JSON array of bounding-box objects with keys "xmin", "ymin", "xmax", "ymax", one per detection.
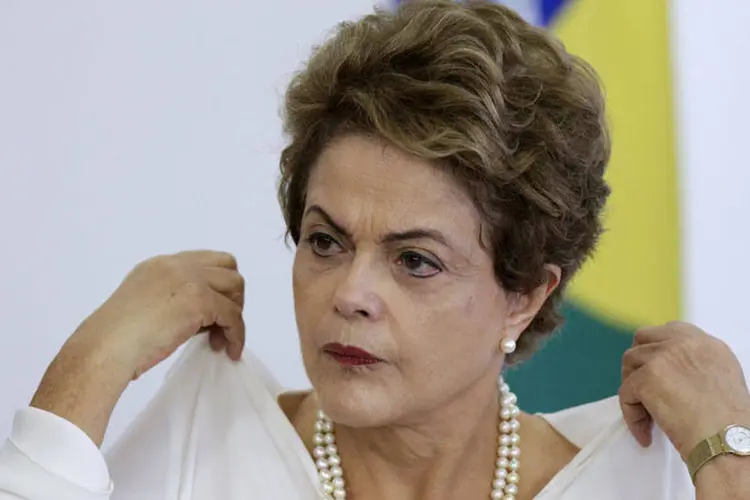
[{"xmin": 306, "ymin": 135, "xmax": 481, "ymax": 231}]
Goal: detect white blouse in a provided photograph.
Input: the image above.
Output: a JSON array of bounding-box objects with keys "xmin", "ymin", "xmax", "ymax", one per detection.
[{"xmin": 0, "ymin": 337, "xmax": 695, "ymax": 499}]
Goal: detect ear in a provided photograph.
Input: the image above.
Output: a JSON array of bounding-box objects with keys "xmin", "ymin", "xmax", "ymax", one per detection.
[{"xmin": 503, "ymin": 265, "xmax": 562, "ymax": 342}]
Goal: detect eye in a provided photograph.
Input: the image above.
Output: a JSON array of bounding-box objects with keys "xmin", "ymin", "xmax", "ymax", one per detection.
[
  {"xmin": 306, "ymin": 232, "xmax": 343, "ymax": 257},
  {"xmin": 397, "ymin": 251, "xmax": 442, "ymax": 278}
]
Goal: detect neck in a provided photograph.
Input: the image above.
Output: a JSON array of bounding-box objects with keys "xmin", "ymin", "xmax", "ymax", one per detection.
[{"xmin": 332, "ymin": 375, "xmax": 502, "ymax": 500}]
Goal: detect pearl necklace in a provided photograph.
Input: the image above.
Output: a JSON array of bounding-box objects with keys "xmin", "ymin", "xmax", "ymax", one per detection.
[{"xmin": 313, "ymin": 378, "xmax": 521, "ymax": 499}]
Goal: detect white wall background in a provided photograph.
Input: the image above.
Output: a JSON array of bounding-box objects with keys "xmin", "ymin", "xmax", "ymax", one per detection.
[
  {"xmin": 671, "ymin": 0, "xmax": 750, "ymax": 369},
  {"xmin": 0, "ymin": 0, "xmax": 748, "ymax": 449},
  {"xmin": 0, "ymin": 0, "xmax": 375, "ymax": 447}
]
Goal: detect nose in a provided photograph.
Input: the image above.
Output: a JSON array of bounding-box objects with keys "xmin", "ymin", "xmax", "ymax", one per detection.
[{"xmin": 332, "ymin": 258, "xmax": 384, "ymax": 322}]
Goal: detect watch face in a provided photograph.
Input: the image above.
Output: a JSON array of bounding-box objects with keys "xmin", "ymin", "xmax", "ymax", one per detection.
[{"xmin": 725, "ymin": 425, "xmax": 750, "ymax": 454}]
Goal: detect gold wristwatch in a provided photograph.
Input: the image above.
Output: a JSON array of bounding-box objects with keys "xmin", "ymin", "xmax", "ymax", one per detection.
[{"xmin": 686, "ymin": 424, "xmax": 750, "ymax": 484}]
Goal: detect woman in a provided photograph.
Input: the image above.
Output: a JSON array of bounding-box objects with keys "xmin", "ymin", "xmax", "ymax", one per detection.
[{"xmin": 1, "ymin": 1, "xmax": 749, "ymax": 498}]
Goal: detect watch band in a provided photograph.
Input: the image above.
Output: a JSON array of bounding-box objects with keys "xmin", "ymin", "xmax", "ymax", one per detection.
[{"xmin": 686, "ymin": 433, "xmax": 725, "ymax": 484}]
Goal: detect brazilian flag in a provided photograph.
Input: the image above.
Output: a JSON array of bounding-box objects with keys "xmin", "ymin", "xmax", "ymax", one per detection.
[
  {"xmin": 390, "ymin": 0, "xmax": 680, "ymax": 412},
  {"xmin": 502, "ymin": 0, "xmax": 680, "ymax": 413}
]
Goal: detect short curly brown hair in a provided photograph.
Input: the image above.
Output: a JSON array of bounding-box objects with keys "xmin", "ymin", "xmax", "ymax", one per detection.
[{"xmin": 278, "ymin": 0, "xmax": 611, "ymax": 363}]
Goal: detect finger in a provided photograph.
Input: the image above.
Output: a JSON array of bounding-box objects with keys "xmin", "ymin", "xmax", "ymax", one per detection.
[
  {"xmin": 633, "ymin": 325, "xmax": 674, "ymax": 346},
  {"xmin": 203, "ymin": 267, "xmax": 245, "ymax": 308},
  {"xmin": 621, "ymin": 401, "xmax": 653, "ymax": 447},
  {"xmin": 618, "ymin": 368, "xmax": 654, "ymax": 447},
  {"xmin": 179, "ymin": 250, "xmax": 238, "ymax": 270},
  {"xmin": 197, "ymin": 290, "xmax": 246, "ymax": 361},
  {"xmin": 621, "ymin": 342, "xmax": 663, "ymax": 382},
  {"xmin": 633, "ymin": 322, "xmax": 698, "ymax": 346},
  {"xmin": 208, "ymin": 326, "xmax": 228, "ymax": 352}
]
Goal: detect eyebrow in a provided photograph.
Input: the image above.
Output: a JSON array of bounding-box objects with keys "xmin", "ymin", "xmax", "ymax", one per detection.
[{"xmin": 304, "ymin": 204, "xmax": 453, "ymax": 249}]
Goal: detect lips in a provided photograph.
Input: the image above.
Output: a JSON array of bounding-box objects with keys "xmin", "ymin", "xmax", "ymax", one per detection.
[{"xmin": 322, "ymin": 342, "xmax": 383, "ymax": 366}]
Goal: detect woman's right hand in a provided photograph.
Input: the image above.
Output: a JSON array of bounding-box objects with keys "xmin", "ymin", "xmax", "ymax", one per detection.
[
  {"xmin": 76, "ymin": 249, "xmax": 246, "ymax": 380},
  {"xmin": 30, "ymin": 250, "xmax": 246, "ymax": 446}
]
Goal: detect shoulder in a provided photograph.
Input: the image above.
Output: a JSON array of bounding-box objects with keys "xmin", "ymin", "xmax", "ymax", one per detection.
[
  {"xmin": 539, "ymin": 395, "xmax": 622, "ymax": 449},
  {"xmin": 538, "ymin": 397, "xmax": 695, "ymax": 499},
  {"xmin": 104, "ymin": 338, "xmax": 320, "ymax": 498}
]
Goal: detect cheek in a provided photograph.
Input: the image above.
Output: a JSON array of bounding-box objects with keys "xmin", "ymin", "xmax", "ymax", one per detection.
[
  {"xmin": 292, "ymin": 253, "xmax": 335, "ymax": 337},
  {"xmin": 292, "ymin": 255, "xmax": 317, "ymax": 331},
  {"xmin": 461, "ymin": 292, "xmax": 509, "ymax": 335},
  {"xmin": 397, "ymin": 289, "xmax": 508, "ymax": 375}
]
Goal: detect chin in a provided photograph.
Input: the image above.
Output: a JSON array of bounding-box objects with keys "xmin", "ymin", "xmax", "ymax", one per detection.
[{"xmin": 309, "ymin": 362, "xmax": 400, "ymax": 428}]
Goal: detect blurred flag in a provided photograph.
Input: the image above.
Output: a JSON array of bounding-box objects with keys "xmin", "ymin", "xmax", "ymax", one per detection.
[
  {"xmin": 390, "ymin": 0, "xmax": 680, "ymax": 412},
  {"xmin": 503, "ymin": 0, "xmax": 679, "ymax": 412}
]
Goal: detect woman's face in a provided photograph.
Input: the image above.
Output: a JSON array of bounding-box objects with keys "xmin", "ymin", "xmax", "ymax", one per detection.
[{"xmin": 293, "ymin": 134, "xmax": 546, "ymax": 427}]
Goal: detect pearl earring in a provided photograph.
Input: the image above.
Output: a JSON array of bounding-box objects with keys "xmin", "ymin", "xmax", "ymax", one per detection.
[{"xmin": 500, "ymin": 338, "xmax": 517, "ymax": 354}]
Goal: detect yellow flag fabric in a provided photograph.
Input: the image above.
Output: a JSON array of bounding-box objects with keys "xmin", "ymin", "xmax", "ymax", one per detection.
[
  {"xmin": 390, "ymin": 0, "xmax": 680, "ymax": 411},
  {"xmin": 506, "ymin": 0, "xmax": 680, "ymax": 411}
]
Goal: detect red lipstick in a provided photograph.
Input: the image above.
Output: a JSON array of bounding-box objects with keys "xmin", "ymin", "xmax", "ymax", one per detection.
[{"xmin": 323, "ymin": 343, "xmax": 382, "ymax": 366}]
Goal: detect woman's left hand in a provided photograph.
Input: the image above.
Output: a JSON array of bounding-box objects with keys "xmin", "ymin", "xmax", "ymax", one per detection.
[{"xmin": 619, "ymin": 321, "xmax": 750, "ymax": 459}]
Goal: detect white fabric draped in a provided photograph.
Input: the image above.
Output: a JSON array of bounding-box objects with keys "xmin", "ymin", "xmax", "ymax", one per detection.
[{"xmin": 0, "ymin": 336, "xmax": 694, "ymax": 499}]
